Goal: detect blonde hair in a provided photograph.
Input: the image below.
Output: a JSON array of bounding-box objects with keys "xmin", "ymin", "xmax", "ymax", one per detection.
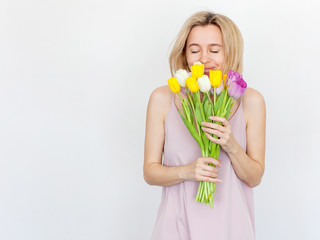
[{"xmin": 169, "ymin": 11, "xmax": 243, "ymax": 76}]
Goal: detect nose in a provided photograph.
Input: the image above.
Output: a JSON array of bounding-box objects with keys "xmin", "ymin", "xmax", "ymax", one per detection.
[{"xmin": 200, "ymin": 51, "xmax": 211, "ymax": 63}]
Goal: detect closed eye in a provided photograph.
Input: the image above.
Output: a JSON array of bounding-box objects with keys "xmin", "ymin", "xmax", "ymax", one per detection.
[{"xmin": 191, "ymin": 50, "xmax": 218, "ymax": 54}]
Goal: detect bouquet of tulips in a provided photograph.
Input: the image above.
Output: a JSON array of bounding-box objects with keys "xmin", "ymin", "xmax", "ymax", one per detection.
[{"xmin": 167, "ymin": 62, "xmax": 247, "ymax": 208}]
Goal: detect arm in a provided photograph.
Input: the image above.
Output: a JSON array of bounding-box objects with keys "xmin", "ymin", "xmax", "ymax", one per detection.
[
  {"xmin": 202, "ymin": 88, "xmax": 266, "ymax": 187},
  {"xmin": 143, "ymin": 86, "xmax": 222, "ymax": 187}
]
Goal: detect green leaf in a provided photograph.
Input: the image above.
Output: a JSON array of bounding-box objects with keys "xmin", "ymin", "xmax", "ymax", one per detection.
[
  {"xmin": 184, "ymin": 98, "xmax": 195, "ymax": 126},
  {"xmin": 181, "ymin": 101, "xmax": 188, "ymax": 120},
  {"xmin": 201, "ymin": 131, "xmax": 209, "ymax": 153},
  {"xmin": 210, "ymin": 142, "xmax": 219, "ymax": 158},
  {"xmin": 214, "ymin": 89, "xmax": 226, "ymax": 114},
  {"xmin": 224, "ymin": 100, "xmax": 233, "ymax": 120},
  {"xmin": 195, "ymin": 103, "xmax": 204, "ymax": 124},
  {"xmin": 192, "ymin": 93, "xmax": 198, "ymax": 104},
  {"xmin": 202, "ymin": 93, "xmax": 208, "ymax": 104},
  {"xmin": 187, "ymin": 94, "xmax": 194, "ymax": 109},
  {"xmin": 204, "ymin": 100, "xmax": 209, "ymax": 118},
  {"xmin": 183, "ymin": 100, "xmax": 191, "ymax": 122},
  {"xmin": 176, "ymin": 107, "xmax": 202, "ymax": 147},
  {"xmin": 187, "ymin": 103, "xmax": 195, "ymax": 127},
  {"xmin": 206, "ymin": 104, "xmax": 213, "ymax": 122}
]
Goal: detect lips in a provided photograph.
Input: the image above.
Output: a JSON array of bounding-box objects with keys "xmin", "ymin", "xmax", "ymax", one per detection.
[
  {"xmin": 204, "ymin": 67, "xmax": 215, "ymax": 76},
  {"xmin": 204, "ymin": 67, "xmax": 215, "ymax": 73}
]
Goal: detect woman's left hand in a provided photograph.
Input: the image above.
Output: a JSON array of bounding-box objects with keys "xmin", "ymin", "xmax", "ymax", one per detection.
[{"xmin": 201, "ymin": 116, "xmax": 236, "ymax": 153}]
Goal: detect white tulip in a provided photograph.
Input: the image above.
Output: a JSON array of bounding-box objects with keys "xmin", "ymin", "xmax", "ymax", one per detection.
[
  {"xmin": 174, "ymin": 69, "xmax": 189, "ymax": 87},
  {"xmin": 197, "ymin": 75, "xmax": 211, "ymax": 93}
]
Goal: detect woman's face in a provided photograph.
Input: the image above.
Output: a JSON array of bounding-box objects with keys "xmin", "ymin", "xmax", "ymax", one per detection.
[{"xmin": 185, "ymin": 24, "xmax": 225, "ymax": 76}]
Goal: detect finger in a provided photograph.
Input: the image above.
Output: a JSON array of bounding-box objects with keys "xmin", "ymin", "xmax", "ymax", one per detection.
[
  {"xmin": 201, "ymin": 170, "xmax": 218, "ymax": 179},
  {"xmin": 209, "ymin": 116, "xmax": 229, "ymax": 127},
  {"xmin": 199, "ymin": 176, "xmax": 222, "ymax": 183},
  {"xmin": 204, "ymin": 132, "xmax": 222, "ymax": 145},
  {"xmin": 201, "ymin": 157, "xmax": 221, "ymax": 167},
  {"xmin": 201, "ymin": 127, "xmax": 224, "ymax": 138},
  {"xmin": 201, "ymin": 164, "xmax": 218, "ymax": 173},
  {"xmin": 201, "ymin": 122, "xmax": 225, "ymax": 132},
  {"xmin": 200, "ymin": 168, "xmax": 218, "ymax": 176}
]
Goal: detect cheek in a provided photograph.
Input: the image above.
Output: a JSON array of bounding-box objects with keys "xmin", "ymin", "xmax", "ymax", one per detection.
[
  {"xmin": 217, "ymin": 53, "xmax": 225, "ymax": 66},
  {"xmin": 186, "ymin": 54, "xmax": 197, "ymax": 68}
]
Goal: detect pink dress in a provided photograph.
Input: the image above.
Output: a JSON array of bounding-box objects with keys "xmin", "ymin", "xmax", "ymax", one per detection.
[{"xmin": 151, "ymin": 94, "xmax": 255, "ymax": 240}]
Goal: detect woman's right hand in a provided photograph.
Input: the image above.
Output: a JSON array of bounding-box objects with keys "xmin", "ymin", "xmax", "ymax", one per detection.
[{"xmin": 183, "ymin": 157, "xmax": 222, "ymax": 183}]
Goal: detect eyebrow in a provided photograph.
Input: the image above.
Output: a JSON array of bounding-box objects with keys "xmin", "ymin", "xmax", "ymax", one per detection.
[{"xmin": 188, "ymin": 43, "xmax": 223, "ymax": 48}]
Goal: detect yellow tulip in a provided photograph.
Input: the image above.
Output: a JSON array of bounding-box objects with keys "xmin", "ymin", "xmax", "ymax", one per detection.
[
  {"xmin": 186, "ymin": 76, "xmax": 199, "ymax": 93},
  {"xmin": 167, "ymin": 77, "xmax": 181, "ymax": 93},
  {"xmin": 223, "ymin": 74, "xmax": 227, "ymax": 88},
  {"xmin": 209, "ymin": 70, "xmax": 222, "ymax": 87},
  {"xmin": 191, "ymin": 64, "xmax": 204, "ymax": 79}
]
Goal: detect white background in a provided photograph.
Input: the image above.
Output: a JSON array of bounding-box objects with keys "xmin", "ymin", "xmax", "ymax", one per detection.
[{"xmin": 1, "ymin": 0, "xmax": 320, "ymax": 239}]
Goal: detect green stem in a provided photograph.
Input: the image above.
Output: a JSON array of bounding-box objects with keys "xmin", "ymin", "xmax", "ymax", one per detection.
[
  {"xmin": 223, "ymin": 97, "xmax": 232, "ymax": 113},
  {"xmin": 186, "ymin": 89, "xmax": 195, "ymax": 111},
  {"xmin": 177, "ymin": 92, "xmax": 183, "ymax": 102},
  {"xmin": 197, "ymin": 92, "xmax": 206, "ymax": 123},
  {"xmin": 178, "ymin": 92, "xmax": 191, "ymax": 123},
  {"xmin": 206, "ymin": 91, "xmax": 215, "ymax": 160},
  {"xmin": 205, "ymin": 92, "xmax": 214, "ymax": 117},
  {"xmin": 220, "ymin": 88, "xmax": 229, "ymax": 115},
  {"xmin": 186, "ymin": 90, "xmax": 202, "ymax": 137},
  {"xmin": 196, "ymin": 181, "xmax": 202, "ymax": 201},
  {"xmin": 204, "ymin": 181, "xmax": 208, "ymax": 200}
]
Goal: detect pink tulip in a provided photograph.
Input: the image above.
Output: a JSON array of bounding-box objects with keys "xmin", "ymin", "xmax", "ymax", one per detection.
[
  {"xmin": 227, "ymin": 70, "xmax": 241, "ymax": 85},
  {"xmin": 226, "ymin": 70, "xmax": 247, "ymax": 99},
  {"xmin": 227, "ymin": 77, "xmax": 247, "ymax": 99}
]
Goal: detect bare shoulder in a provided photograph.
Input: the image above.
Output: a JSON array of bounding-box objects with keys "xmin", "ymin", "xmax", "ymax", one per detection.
[
  {"xmin": 242, "ymin": 88, "xmax": 266, "ymax": 112},
  {"xmin": 242, "ymin": 88, "xmax": 266, "ymax": 124},
  {"xmin": 147, "ymin": 85, "xmax": 173, "ymax": 123}
]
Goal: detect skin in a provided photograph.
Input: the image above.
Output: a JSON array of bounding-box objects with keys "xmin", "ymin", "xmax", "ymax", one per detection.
[{"xmin": 144, "ymin": 25, "xmax": 266, "ymax": 188}]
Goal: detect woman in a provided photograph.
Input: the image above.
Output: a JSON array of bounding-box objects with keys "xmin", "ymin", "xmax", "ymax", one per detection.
[{"xmin": 144, "ymin": 11, "xmax": 266, "ymax": 240}]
